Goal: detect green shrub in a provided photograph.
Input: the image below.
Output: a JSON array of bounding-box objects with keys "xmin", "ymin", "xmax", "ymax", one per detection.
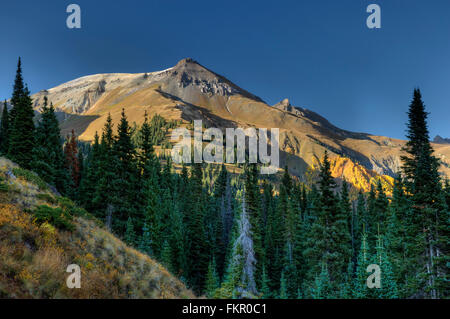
[
  {"xmin": 36, "ymin": 193, "xmax": 57, "ymax": 204},
  {"xmin": 0, "ymin": 182, "xmax": 9, "ymax": 192},
  {"xmin": 56, "ymin": 196, "xmax": 96, "ymax": 221},
  {"xmin": 12, "ymin": 168, "xmax": 48, "ymax": 190},
  {"xmin": 33, "ymin": 205, "xmax": 74, "ymax": 231}
]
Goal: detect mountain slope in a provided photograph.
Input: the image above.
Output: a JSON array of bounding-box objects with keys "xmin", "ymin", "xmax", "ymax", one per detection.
[
  {"xmin": 0, "ymin": 157, "xmax": 194, "ymax": 299},
  {"xmin": 30, "ymin": 58, "xmax": 450, "ymax": 191}
]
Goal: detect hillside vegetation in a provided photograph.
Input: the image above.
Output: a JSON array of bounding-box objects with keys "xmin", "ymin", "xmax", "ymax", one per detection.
[{"xmin": 0, "ymin": 157, "xmax": 194, "ymax": 299}]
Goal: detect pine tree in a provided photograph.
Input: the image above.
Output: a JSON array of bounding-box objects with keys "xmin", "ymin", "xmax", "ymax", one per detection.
[
  {"xmin": 374, "ymin": 229, "xmax": 399, "ymax": 298},
  {"xmin": 353, "ymin": 230, "xmax": 372, "ymax": 298},
  {"xmin": 138, "ymin": 110, "xmax": 154, "ymax": 171},
  {"xmin": 124, "ymin": 216, "xmax": 136, "ymax": 246},
  {"xmin": 340, "ymin": 261, "xmax": 354, "ymax": 298},
  {"xmin": 0, "ymin": 101, "xmax": 9, "ymax": 155},
  {"xmin": 304, "ymin": 152, "xmax": 351, "ymax": 293},
  {"xmin": 185, "ymin": 162, "xmax": 209, "ymax": 294},
  {"xmin": 265, "ymin": 182, "xmax": 284, "ymax": 293},
  {"xmin": 244, "ymin": 163, "xmax": 263, "ymax": 288},
  {"xmin": 169, "ymin": 197, "xmax": 187, "ymax": 278},
  {"xmin": 8, "ymin": 58, "xmax": 35, "ymax": 168},
  {"xmin": 93, "ymin": 113, "xmax": 119, "ymax": 229},
  {"xmin": 8, "ymin": 57, "xmax": 25, "ymax": 130},
  {"xmin": 113, "ymin": 109, "xmax": 139, "ymax": 232},
  {"xmin": 311, "ymin": 263, "xmax": 333, "ymax": 299},
  {"xmin": 205, "ymin": 258, "xmax": 220, "ymax": 298},
  {"xmin": 138, "ymin": 221, "xmax": 153, "ymax": 256},
  {"xmin": 161, "ymin": 240, "xmax": 173, "ymax": 272},
  {"xmin": 373, "ymin": 180, "xmax": 389, "ymax": 238},
  {"xmin": 260, "ymin": 265, "xmax": 272, "ymax": 298},
  {"xmin": 143, "ymin": 162, "xmax": 162, "ymax": 256},
  {"xmin": 385, "ymin": 176, "xmax": 410, "ymax": 297},
  {"xmin": 79, "ymin": 132, "xmax": 101, "ymax": 212},
  {"xmin": 279, "ymin": 272, "xmax": 288, "ymax": 299},
  {"xmin": 354, "ymin": 190, "xmax": 367, "ymax": 263},
  {"xmin": 400, "ymin": 89, "xmax": 449, "ymax": 298}
]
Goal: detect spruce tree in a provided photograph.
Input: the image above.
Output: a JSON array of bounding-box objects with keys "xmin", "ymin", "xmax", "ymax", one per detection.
[
  {"xmin": 93, "ymin": 114, "xmax": 119, "ymax": 229},
  {"xmin": 353, "ymin": 230, "xmax": 372, "ymax": 298},
  {"xmin": 185, "ymin": 162, "xmax": 209, "ymax": 294},
  {"xmin": 374, "ymin": 229, "xmax": 399, "ymax": 298},
  {"xmin": 79, "ymin": 132, "xmax": 101, "ymax": 212},
  {"xmin": 8, "ymin": 58, "xmax": 35, "ymax": 168},
  {"xmin": 124, "ymin": 216, "xmax": 136, "ymax": 246},
  {"xmin": 279, "ymin": 272, "xmax": 288, "ymax": 299},
  {"xmin": 138, "ymin": 221, "xmax": 153, "ymax": 256},
  {"xmin": 161, "ymin": 240, "xmax": 173, "ymax": 273},
  {"xmin": 400, "ymin": 89, "xmax": 449, "ymax": 298},
  {"xmin": 310, "ymin": 263, "xmax": 333, "ymax": 299},
  {"xmin": 304, "ymin": 152, "xmax": 351, "ymax": 293},
  {"xmin": 8, "ymin": 57, "xmax": 25, "ymax": 130},
  {"xmin": 260, "ymin": 265, "xmax": 272, "ymax": 298},
  {"xmin": 385, "ymin": 176, "xmax": 410, "ymax": 297},
  {"xmin": 205, "ymin": 258, "xmax": 220, "ymax": 298},
  {"xmin": 0, "ymin": 101, "xmax": 9, "ymax": 155},
  {"xmin": 244, "ymin": 163, "xmax": 263, "ymax": 288},
  {"xmin": 113, "ymin": 109, "xmax": 139, "ymax": 232}
]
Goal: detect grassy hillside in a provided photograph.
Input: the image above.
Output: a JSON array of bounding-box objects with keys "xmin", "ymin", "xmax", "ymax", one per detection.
[{"xmin": 0, "ymin": 157, "xmax": 194, "ymax": 299}]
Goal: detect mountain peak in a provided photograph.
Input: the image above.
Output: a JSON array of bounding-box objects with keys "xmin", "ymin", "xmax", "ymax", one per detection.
[
  {"xmin": 175, "ymin": 57, "xmax": 199, "ymax": 67},
  {"xmin": 177, "ymin": 57, "xmax": 198, "ymax": 65}
]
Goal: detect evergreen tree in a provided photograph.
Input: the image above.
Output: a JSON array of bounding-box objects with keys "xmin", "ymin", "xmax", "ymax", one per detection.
[
  {"xmin": 373, "ymin": 180, "xmax": 389, "ymax": 237},
  {"xmin": 169, "ymin": 197, "xmax": 187, "ymax": 278},
  {"xmin": 205, "ymin": 258, "xmax": 220, "ymax": 298},
  {"xmin": 260, "ymin": 265, "xmax": 272, "ymax": 298},
  {"xmin": 185, "ymin": 163, "xmax": 209, "ymax": 294},
  {"xmin": 0, "ymin": 101, "xmax": 9, "ymax": 154},
  {"xmin": 113, "ymin": 109, "xmax": 140, "ymax": 232},
  {"xmin": 138, "ymin": 110, "xmax": 154, "ymax": 171},
  {"xmin": 374, "ymin": 229, "xmax": 399, "ymax": 298},
  {"xmin": 79, "ymin": 132, "xmax": 101, "ymax": 212},
  {"xmin": 161, "ymin": 240, "xmax": 173, "ymax": 272},
  {"xmin": 354, "ymin": 190, "xmax": 367, "ymax": 263},
  {"xmin": 304, "ymin": 152, "xmax": 351, "ymax": 293},
  {"xmin": 353, "ymin": 230, "xmax": 372, "ymax": 298},
  {"xmin": 311, "ymin": 263, "xmax": 333, "ymax": 299},
  {"xmin": 8, "ymin": 58, "xmax": 35, "ymax": 168},
  {"xmin": 279, "ymin": 272, "xmax": 288, "ymax": 299},
  {"xmin": 244, "ymin": 163, "xmax": 263, "ymax": 288},
  {"xmin": 385, "ymin": 176, "xmax": 410, "ymax": 297},
  {"xmin": 400, "ymin": 89, "xmax": 449, "ymax": 298},
  {"xmin": 124, "ymin": 216, "xmax": 136, "ymax": 246},
  {"xmin": 93, "ymin": 113, "xmax": 119, "ymax": 229},
  {"xmin": 138, "ymin": 221, "xmax": 153, "ymax": 256},
  {"xmin": 8, "ymin": 57, "xmax": 25, "ymax": 130}
]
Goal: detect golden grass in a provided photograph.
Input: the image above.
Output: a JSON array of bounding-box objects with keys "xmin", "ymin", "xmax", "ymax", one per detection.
[{"xmin": 0, "ymin": 156, "xmax": 194, "ymax": 299}]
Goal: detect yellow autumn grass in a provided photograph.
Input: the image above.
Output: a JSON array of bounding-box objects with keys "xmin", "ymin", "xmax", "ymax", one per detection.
[{"xmin": 0, "ymin": 156, "xmax": 194, "ymax": 299}]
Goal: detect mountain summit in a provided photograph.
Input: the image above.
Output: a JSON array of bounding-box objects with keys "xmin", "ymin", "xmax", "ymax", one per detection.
[{"xmin": 30, "ymin": 59, "xmax": 450, "ymax": 190}]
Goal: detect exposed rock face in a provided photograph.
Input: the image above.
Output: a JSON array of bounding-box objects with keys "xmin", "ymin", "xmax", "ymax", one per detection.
[
  {"xmin": 28, "ymin": 58, "xmax": 450, "ymax": 188},
  {"xmin": 273, "ymin": 98, "xmax": 293, "ymax": 112}
]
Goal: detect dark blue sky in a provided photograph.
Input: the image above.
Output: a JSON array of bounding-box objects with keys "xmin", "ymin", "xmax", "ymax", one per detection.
[{"xmin": 1, "ymin": 0, "xmax": 449, "ymax": 139}]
